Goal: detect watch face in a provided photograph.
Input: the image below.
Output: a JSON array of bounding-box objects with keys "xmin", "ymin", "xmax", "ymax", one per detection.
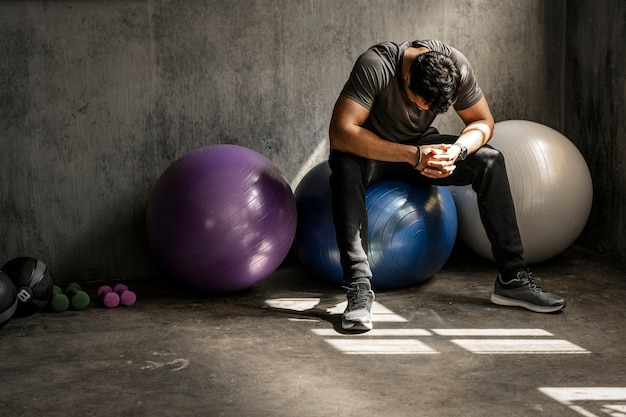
[{"xmin": 455, "ymin": 143, "xmax": 467, "ymax": 160}]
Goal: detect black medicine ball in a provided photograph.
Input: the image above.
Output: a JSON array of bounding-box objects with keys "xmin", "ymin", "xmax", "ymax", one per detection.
[
  {"xmin": 1, "ymin": 257, "xmax": 54, "ymax": 316},
  {"xmin": 0, "ymin": 271, "xmax": 17, "ymax": 328}
]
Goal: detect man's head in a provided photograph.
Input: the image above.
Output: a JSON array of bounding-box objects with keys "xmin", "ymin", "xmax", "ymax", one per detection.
[{"xmin": 408, "ymin": 51, "xmax": 460, "ymax": 114}]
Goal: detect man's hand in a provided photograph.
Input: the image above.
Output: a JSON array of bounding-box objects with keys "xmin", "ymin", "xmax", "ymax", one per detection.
[{"xmin": 415, "ymin": 144, "xmax": 461, "ymax": 179}]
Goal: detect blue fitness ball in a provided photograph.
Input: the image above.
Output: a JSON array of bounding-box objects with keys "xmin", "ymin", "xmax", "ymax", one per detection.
[{"xmin": 294, "ymin": 162, "xmax": 457, "ymax": 290}]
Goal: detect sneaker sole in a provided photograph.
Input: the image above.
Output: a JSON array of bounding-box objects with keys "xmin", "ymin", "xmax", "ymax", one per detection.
[
  {"xmin": 490, "ymin": 293, "xmax": 565, "ymax": 313},
  {"xmin": 342, "ymin": 319, "xmax": 373, "ymax": 331}
]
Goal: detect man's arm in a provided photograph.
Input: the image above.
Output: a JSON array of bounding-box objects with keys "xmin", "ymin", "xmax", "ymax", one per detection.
[
  {"xmin": 452, "ymin": 96, "xmax": 495, "ymax": 156},
  {"xmin": 405, "ymin": 96, "xmax": 495, "ymax": 179},
  {"xmin": 329, "ymin": 96, "xmax": 421, "ymax": 166}
]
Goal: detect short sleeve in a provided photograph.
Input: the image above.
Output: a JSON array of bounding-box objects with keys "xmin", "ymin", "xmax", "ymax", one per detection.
[
  {"xmin": 340, "ymin": 45, "xmax": 396, "ymax": 110},
  {"xmin": 450, "ymin": 47, "xmax": 483, "ymax": 111}
]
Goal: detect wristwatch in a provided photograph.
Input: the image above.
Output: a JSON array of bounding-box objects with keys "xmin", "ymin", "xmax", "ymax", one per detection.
[{"xmin": 454, "ymin": 143, "xmax": 468, "ymax": 160}]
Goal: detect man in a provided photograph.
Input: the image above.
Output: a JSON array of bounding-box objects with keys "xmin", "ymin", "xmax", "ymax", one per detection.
[{"xmin": 328, "ymin": 40, "xmax": 565, "ymax": 332}]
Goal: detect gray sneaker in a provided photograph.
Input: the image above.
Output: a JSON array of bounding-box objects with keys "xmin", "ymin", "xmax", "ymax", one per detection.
[
  {"xmin": 491, "ymin": 270, "xmax": 565, "ymax": 313},
  {"xmin": 342, "ymin": 280, "xmax": 375, "ymax": 331}
]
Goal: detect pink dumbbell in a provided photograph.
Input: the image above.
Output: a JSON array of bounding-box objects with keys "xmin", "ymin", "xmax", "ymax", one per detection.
[
  {"xmin": 97, "ymin": 285, "xmax": 120, "ymax": 308},
  {"xmin": 113, "ymin": 284, "xmax": 136, "ymax": 307}
]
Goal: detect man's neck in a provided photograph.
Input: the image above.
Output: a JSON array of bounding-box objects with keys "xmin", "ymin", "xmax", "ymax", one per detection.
[{"xmin": 402, "ymin": 46, "xmax": 429, "ymax": 84}]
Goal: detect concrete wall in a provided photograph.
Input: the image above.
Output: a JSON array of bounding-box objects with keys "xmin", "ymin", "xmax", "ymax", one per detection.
[
  {"xmin": 4, "ymin": 0, "xmax": 618, "ymax": 283},
  {"xmin": 563, "ymin": 1, "xmax": 626, "ymax": 261}
]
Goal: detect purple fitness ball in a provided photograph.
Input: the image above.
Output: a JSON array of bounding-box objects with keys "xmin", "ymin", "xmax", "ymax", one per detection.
[{"xmin": 146, "ymin": 145, "xmax": 297, "ymax": 293}]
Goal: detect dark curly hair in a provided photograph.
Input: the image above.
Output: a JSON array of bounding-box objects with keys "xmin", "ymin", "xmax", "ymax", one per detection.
[{"xmin": 409, "ymin": 51, "xmax": 460, "ymax": 114}]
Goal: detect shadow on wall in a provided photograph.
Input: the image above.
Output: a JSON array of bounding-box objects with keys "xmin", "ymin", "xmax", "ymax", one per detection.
[{"xmin": 57, "ymin": 198, "xmax": 159, "ymax": 283}]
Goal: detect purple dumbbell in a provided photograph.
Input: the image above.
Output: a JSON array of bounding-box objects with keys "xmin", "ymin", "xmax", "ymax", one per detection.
[
  {"xmin": 113, "ymin": 284, "xmax": 136, "ymax": 307},
  {"xmin": 97, "ymin": 285, "xmax": 120, "ymax": 308}
]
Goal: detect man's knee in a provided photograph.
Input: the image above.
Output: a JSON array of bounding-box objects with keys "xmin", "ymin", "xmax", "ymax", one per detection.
[
  {"xmin": 329, "ymin": 150, "xmax": 366, "ymax": 187},
  {"xmin": 474, "ymin": 145, "xmax": 505, "ymax": 170}
]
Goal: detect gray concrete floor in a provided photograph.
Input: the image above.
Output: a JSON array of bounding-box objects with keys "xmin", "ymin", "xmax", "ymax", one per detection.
[{"xmin": 1, "ymin": 246, "xmax": 625, "ymax": 417}]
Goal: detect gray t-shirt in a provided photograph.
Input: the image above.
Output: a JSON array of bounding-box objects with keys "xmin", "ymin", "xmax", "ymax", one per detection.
[{"xmin": 340, "ymin": 40, "xmax": 483, "ymax": 142}]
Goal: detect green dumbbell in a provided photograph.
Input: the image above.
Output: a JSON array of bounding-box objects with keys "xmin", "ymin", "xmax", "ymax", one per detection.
[
  {"xmin": 50, "ymin": 285, "xmax": 70, "ymax": 313},
  {"xmin": 65, "ymin": 282, "xmax": 90, "ymax": 311}
]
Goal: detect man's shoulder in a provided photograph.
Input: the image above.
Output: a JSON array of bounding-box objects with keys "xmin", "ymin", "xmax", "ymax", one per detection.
[
  {"xmin": 370, "ymin": 41, "xmax": 404, "ymax": 50},
  {"xmin": 412, "ymin": 39, "xmax": 452, "ymax": 55},
  {"xmin": 362, "ymin": 41, "xmax": 407, "ymax": 60}
]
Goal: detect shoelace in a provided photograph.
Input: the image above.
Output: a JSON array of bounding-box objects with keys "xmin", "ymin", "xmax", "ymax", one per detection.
[
  {"xmin": 519, "ymin": 271, "xmax": 543, "ymax": 293},
  {"xmin": 344, "ymin": 285, "xmax": 372, "ymax": 309}
]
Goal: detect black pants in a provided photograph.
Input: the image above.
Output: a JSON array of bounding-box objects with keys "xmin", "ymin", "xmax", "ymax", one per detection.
[{"xmin": 328, "ymin": 128, "xmax": 525, "ymax": 283}]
